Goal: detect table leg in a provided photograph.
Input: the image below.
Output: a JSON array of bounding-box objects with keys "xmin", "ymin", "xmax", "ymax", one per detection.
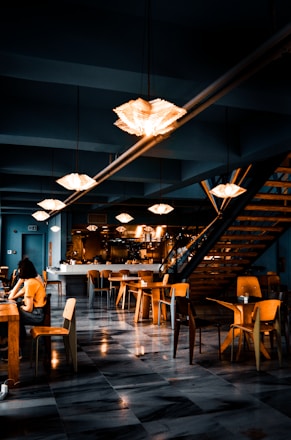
[
  {"xmin": 134, "ymin": 288, "xmax": 143, "ymax": 323},
  {"xmin": 115, "ymin": 282, "xmax": 126, "ymax": 306},
  {"xmin": 151, "ymin": 288, "xmax": 161, "ymax": 325},
  {"xmin": 8, "ymin": 319, "xmax": 19, "ymax": 386}
]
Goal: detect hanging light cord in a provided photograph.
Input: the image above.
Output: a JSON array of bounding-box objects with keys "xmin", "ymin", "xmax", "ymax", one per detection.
[
  {"xmin": 76, "ymin": 86, "xmax": 80, "ymax": 172},
  {"xmin": 146, "ymin": 0, "xmax": 152, "ymax": 99}
]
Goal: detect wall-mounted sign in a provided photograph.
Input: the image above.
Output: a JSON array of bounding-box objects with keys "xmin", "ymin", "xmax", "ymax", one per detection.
[{"xmin": 28, "ymin": 225, "xmax": 38, "ymax": 231}]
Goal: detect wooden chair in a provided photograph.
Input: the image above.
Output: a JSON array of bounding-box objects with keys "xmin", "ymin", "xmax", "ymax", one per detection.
[
  {"xmin": 109, "ymin": 272, "xmax": 122, "ymax": 300},
  {"xmin": 119, "ymin": 270, "xmax": 130, "ymax": 277},
  {"xmin": 29, "ymin": 293, "xmax": 52, "ymax": 367},
  {"xmin": 86, "ymin": 270, "xmax": 100, "ymax": 295},
  {"xmin": 100, "ymin": 270, "xmax": 112, "ymax": 288},
  {"xmin": 0, "ymin": 266, "xmax": 9, "ymax": 286},
  {"xmin": 267, "ymin": 274, "xmax": 281, "ymax": 298},
  {"xmin": 30, "ymin": 297, "xmax": 77, "ymax": 376},
  {"xmin": 236, "ymin": 276, "xmax": 262, "ymax": 299},
  {"xmin": 87, "ymin": 271, "xmax": 112, "ymax": 308},
  {"xmin": 42, "ymin": 269, "xmax": 63, "ymax": 297},
  {"xmin": 231, "ymin": 299, "xmax": 282, "ymax": 371},
  {"xmin": 173, "ymin": 297, "xmax": 222, "ymax": 364},
  {"xmin": 128, "ymin": 271, "xmax": 154, "ymax": 311},
  {"xmin": 158, "ymin": 282, "xmax": 189, "ymax": 330}
]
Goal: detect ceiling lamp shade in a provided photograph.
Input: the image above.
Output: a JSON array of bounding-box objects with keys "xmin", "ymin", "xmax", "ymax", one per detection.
[
  {"xmin": 50, "ymin": 225, "xmax": 60, "ymax": 232},
  {"xmin": 32, "ymin": 211, "xmax": 50, "ymax": 221},
  {"xmin": 115, "ymin": 213, "xmax": 134, "ymax": 224},
  {"xmin": 116, "ymin": 226, "xmax": 126, "ymax": 233},
  {"xmin": 148, "ymin": 203, "xmax": 174, "ymax": 215},
  {"xmin": 113, "ymin": 97, "xmax": 187, "ymax": 137},
  {"xmin": 210, "ymin": 183, "xmax": 246, "ymax": 199},
  {"xmin": 37, "ymin": 198, "xmax": 66, "ymax": 211},
  {"xmin": 87, "ymin": 224, "xmax": 98, "ymax": 231},
  {"xmin": 56, "ymin": 173, "xmax": 96, "ymax": 191}
]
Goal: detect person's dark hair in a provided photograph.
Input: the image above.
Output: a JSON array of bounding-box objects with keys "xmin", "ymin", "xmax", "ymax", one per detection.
[{"xmin": 18, "ymin": 258, "xmax": 38, "ymax": 279}]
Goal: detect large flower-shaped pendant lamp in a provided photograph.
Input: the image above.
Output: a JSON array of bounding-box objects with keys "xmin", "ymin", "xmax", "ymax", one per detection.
[
  {"xmin": 113, "ymin": 2, "xmax": 186, "ymax": 137},
  {"xmin": 57, "ymin": 87, "xmax": 95, "ymax": 191},
  {"xmin": 113, "ymin": 97, "xmax": 187, "ymax": 137},
  {"xmin": 57, "ymin": 173, "xmax": 95, "ymax": 191}
]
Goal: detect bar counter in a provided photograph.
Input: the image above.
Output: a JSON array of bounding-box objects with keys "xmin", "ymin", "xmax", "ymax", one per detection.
[{"xmin": 47, "ymin": 263, "xmax": 161, "ymax": 296}]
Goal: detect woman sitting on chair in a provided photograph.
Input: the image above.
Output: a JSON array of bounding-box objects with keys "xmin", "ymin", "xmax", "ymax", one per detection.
[
  {"xmin": 17, "ymin": 258, "xmax": 47, "ymax": 340},
  {"xmin": 0, "ymin": 258, "xmax": 47, "ymax": 356},
  {"xmin": 8, "ymin": 257, "xmax": 44, "ymax": 301}
]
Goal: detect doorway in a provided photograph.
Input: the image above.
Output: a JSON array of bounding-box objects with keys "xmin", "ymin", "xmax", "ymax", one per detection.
[{"xmin": 22, "ymin": 234, "xmax": 45, "ymax": 276}]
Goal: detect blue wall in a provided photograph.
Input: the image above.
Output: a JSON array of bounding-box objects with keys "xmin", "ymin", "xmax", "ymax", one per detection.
[{"xmin": 1, "ymin": 213, "xmax": 66, "ymax": 279}]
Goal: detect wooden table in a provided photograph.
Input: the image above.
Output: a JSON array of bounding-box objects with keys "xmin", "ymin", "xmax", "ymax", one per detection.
[
  {"xmin": 112, "ymin": 277, "xmax": 141, "ymax": 308},
  {"xmin": 0, "ymin": 300, "xmax": 19, "ymax": 387},
  {"xmin": 206, "ymin": 297, "xmax": 257, "ymax": 354},
  {"xmin": 126, "ymin": 281, "xmax": 171, "ymax": 324}
]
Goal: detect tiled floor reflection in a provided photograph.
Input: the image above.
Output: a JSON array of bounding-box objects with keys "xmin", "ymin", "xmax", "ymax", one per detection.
[{"xmin": 1, "ymin": 291, "xmax": 291, "ymax": 439}]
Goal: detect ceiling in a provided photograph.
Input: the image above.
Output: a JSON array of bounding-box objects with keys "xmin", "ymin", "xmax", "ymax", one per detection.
[{"xmin": 1, "ymin": 1, "xmax": 291, "ymax": 227}]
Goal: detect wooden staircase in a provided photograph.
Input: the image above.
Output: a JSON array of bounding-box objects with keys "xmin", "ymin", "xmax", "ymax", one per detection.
[{"xmin": 173, "ymin": 152, "xmax": 291, "ymax": 299}]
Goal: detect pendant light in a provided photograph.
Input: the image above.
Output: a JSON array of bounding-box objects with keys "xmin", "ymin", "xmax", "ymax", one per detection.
[
  {"xmin": 113, "ymin": 0, "xmax": 186, "ymax": 137},
  {"xmin": 57, "ymin": 86, "xmax": 95, "ymax": 191},
  {"xmin": 148, "ymin": 159, "xmax": 174, "ymax": 215},
  {"xmin": 50, "ymin": 225, "xmax": 60, "ymax": 232},
  {"xmin": 87, "ymin": 225, "xmax": 98, "ymax": 231},
  {"xmin": 38, "ymin": 198, "xmax": 66, "ymax": 211},
  {"xmin": 32, "ymin": 210, "xmax": 50, "ymax": 221},
  {"xmin": 210, "ymin": 108, "xmax": 246, "ymax": 199},
  {"xmin": 115, "ymin": 213, "xmax": 134, "ymax": 224},
  {"xmin": 37, "ymin": 149, "xmax": 66, "ymax": 213}
]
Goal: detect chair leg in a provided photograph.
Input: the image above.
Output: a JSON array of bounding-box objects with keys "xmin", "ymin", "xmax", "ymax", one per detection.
[
  {"xmin": 188, "ymin": 311, "xmax": 196, "ymax": 364},
  {"xmin": 253, "ymin": 311, "xmax": 261, "ymax": 371},
  {"xmin": 217, "ymin": 324, "xmax": 221, "ymax": 360},
  {"xmin": 158, "ymin": 302, "xmax": 161, "ymax": 326},
  {"xmin": 275, "ymin": 318, "xmax": 283, "ymax": 367},
  {"xmin": 173, "ymin": 321, "xmax": 181, "ymax": 358},
  {"xmin": 170, "ymin": 303, "xmax": 175, "ymax": 330},
  {"xmin": 35, "ymin": 337, "xmax": 40, "ymax": 376},
  {"xmin": 231, "ymin": 326, "xmax": 235, "ymax": 362}
]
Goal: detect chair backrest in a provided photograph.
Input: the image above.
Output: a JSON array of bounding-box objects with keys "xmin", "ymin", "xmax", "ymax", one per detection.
[
  {"xmin": 42, "ymin": 270, "xmax": 48, "ymax": 285},
  {"xmin": 170, "ymin": 283, "xmax": 189, "ymax": 299},
  {"xmin": 237, "ymin": 276, "xmax": 262, "ymax": 298},
  {"xmin": 138, "ymin": 270, "xmax": 153, "ymax": 282},
  {"xmin": 100, "ymin": 270, "xmax": 112, "ymax": 287},
  {"xmin": 43, "ymin": 293, "xmax": 51, "ymax": 326},
  {"xmin": 267, "ymin": 275, "xmax": 281, "ymax": 297},
  {"xmin": 10, "ymin": 269, "xmax": 18, "ymax": 288},
  {"xmin": 253, "ymin": 299, "xmax": 281, "ymax": 322},
  {"xmin": 87, "ymin": 270, "xmax": 100, "ymax": 284},
  {"xmin": 119, "ymin": 269, "xmax": 130, "ymax": 276},
  {"xmin": 111, "ymin": 271, "xmax": 121, "ymax": 277},
  {"xmin": 0, "ymin": 266, "xmax": 9, "ymax": 279},
  {"xmin": 63, "ymin": 298, "xmax": 76, "ymax": 330},
  {"xmin": 100, "ymin": 270, "xmax": 112, "ymax": 277}
]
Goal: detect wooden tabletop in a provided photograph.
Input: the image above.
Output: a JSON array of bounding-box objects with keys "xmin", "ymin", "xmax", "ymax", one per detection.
[{"xmin": 0, "ymin": 301, "xmax": 19, "ymax": 387}]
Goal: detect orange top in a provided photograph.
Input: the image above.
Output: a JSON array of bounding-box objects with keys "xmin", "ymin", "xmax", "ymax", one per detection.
[{"xmin": 23, "ymin": 278, "xmax": 46, "ymax": 308}]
